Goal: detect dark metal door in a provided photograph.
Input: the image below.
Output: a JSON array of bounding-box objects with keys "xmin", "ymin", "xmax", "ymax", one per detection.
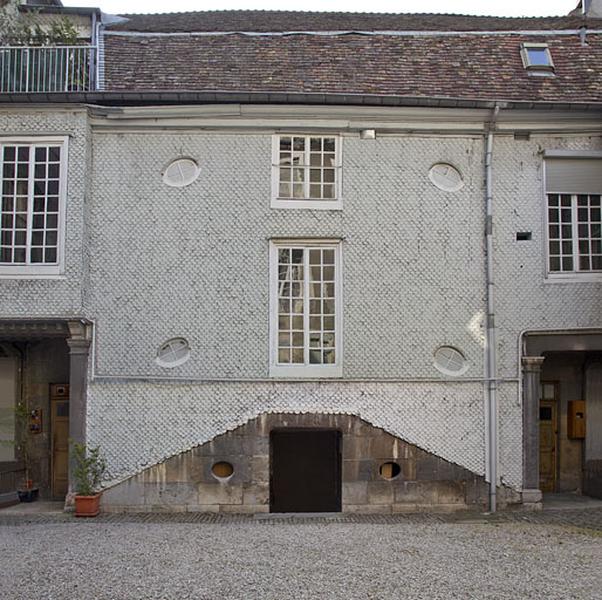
[{"xmin": 270, "ymin": 429, "xmax": 341, "ymax": 513}]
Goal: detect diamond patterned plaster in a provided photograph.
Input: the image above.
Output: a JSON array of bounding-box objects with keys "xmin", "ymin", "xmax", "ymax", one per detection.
[
  {"xmin": 1, "ymin": 110, "xmax": 600, "ymax": 496},
  {"xmin": 87, "ymin": 380, "xmax": 492, "ymax": 485}
]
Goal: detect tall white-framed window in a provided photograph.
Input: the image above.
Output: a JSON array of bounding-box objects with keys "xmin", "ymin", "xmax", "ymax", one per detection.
[
  {"xmin": 0, "ymin": 137, "xmax": 68, "ymax": 277},
  {"xmin": 544, "ymin": 156, "xmax": 602, "ymax": 279},
  {"xmin": 271, "ymin": 135, "xmax": 342, "ymax": 210},
  {"xmin": 269, "ymin": 240, "xmax": 342, "ymax": 378}
]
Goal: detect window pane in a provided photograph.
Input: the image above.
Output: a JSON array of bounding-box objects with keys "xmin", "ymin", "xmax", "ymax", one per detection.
[
  {"xmin": 309, "ymin": 349, "xmax": 322, "ymax": 364},
  {"xmin": 30, "ymin": 248, "xmax": 43, "ymax": 263},
  {"xmin": 309, "ymin": 184, "xmax": 321, "ymax": 198},
  {"xmin": 323, "ymin": 349, "xmax": 336, "ymax": 364}
]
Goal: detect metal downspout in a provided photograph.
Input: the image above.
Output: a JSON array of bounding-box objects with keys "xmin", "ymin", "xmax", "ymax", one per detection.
[{"xmin": 485, "ymin": 104, "xmax": 500, "ymax": 512}]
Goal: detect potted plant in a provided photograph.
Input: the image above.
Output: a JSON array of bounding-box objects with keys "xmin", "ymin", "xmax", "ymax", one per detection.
[
  {"xmin": 1, "ymin": 402, "xmax": 39, "ymax": 503},
  {"xmin": 71, "ymin": 442, "xmax": 107, "ymax": 517}
]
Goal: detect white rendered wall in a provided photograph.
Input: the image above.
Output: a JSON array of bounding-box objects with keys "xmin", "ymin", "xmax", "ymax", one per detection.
[
  {"xmin": 2, "ymin": 109, "xmax": 601, "ymax": 492},
  {"xmin": 86, "ymin": 132, "xmax": 487, "ymax": 379}
]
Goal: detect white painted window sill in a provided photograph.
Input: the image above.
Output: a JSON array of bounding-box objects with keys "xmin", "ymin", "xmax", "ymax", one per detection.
[
  {"xmin": 269, "ymin": 365, "xmax": 343, "ymax": 378},
  {"xmin": 544, "ymin": 273, "xmax": 602, "ymax": 283},
  {"xmin": 271, "ymin": 198, "xmax": 343, "ymax": 211}
]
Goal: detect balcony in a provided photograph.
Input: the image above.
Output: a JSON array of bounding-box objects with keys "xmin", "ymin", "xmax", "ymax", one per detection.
[{"xmin": 0, "ymin": 45, "xmax": 96, "ymax": 93}]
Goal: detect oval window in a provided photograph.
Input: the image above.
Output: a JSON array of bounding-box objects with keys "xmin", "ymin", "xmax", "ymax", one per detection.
[
  {"xmin": 428, "ymin": 163, "xmax": 464, "ymax": 192},
  {"xmin": 162, "ymin": 158, "xmax": 200, "ymax": 187},
  {"xmin": 211, "ymin": 462, "xmax": 234, "ymax": 480},
  {"xmin": 433, "ymin": 345, "xmax": 468, "ymax": 376},
  {"xmin": 379, "ymin": 462, "xmax": 401, "ymax": 480},
  {"xmin": 156, "ymin": 338, "xmax": 190, "ymax": 368}
]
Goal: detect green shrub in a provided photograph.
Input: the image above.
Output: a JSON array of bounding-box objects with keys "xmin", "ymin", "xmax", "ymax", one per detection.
[{"xmin": 71, "ymin": 442, "xmax": 107, "ymax": 496}]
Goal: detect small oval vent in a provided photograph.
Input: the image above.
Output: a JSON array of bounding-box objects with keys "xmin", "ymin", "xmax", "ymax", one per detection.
[
  {"xmin": 379, "ymin": 462, "xmax": 401, "ymax": 480},
  {"xmin": 429, "ymin": 163, "xmax": 464, "ymax": 192},
  {"xmin": 162, "ymin": 158, "xmax": 200, "ymax": 188},
  {"xmin": 433, "ymin": 346, "xmax": 468, "ymax": 376},
  {"xmin": 156, "ymin": 337, "xmax": 190, "ymax": 368},
  {"xmin": 212, "ymin": 462, "xmax": 234, "ymax": 480}
]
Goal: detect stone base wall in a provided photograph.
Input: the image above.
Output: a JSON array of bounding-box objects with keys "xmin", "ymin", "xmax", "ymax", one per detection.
[{"xmin": 102, "ymin": 412, "xmax": 521, "ymax": 513}]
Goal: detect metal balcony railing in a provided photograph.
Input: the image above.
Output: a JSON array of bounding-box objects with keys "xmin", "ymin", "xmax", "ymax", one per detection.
[{"xmin": 0, "ymin": 45, "xmax": 96, "ymax": 93}]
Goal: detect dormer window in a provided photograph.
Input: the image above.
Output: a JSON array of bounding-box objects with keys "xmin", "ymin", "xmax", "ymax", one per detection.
[{"xmin": 521, "ymin": 43, "xmax": 555, "ymax": 75}]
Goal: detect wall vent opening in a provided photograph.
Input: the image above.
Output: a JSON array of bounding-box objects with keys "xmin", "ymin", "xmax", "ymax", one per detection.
[
  {"xmin": 211, "ymin": 462, "xmax": 234, "ymax": 480},
  {"xmin": 379, "ymin": 462, "xmax": 401, "ymax": 480}
]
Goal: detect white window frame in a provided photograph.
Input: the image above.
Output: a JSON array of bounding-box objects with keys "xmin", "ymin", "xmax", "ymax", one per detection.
[
  {"xmin": 544, "ymin": 192, "xmax": 602, "ymax": 281},
  {"xmin": 269, "ymin": 239, "xmax": 343, "ymax": 378},
  {"xmin": 271, "ymin": 134, "xmax": 343, "ymax": 210},
  {"xmin": 0, "ymin": 136, "xmax": 68, "ymax": 278}
]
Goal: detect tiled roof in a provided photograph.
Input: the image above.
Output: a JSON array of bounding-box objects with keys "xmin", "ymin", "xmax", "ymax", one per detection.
[
  {"xmin": 106, "ymin": 10, "xmax": 594, "ymax": 33},
  {"xmin": 103, "ymin": 29, "xmax": 602, "ymax": 103}
]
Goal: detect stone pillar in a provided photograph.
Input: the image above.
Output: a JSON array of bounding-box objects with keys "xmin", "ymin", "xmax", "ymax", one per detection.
[
  {"xmin": 522, "ymin": 356, "xmax": 545, "ymax": 506},
  {"xmin": 65, "ymin": 320, "xmax": 92, "ymax": 507}
]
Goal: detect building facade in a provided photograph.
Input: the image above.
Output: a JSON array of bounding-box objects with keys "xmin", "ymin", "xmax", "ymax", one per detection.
[{"xmin": 0, "ymin": 3, "xmax": 601, "ymax": 513}]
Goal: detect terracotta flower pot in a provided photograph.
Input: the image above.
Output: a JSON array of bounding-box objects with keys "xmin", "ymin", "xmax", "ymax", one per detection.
[{"xmin": 74, "ymin": 493, "xmax": 102, "ymax": 517}]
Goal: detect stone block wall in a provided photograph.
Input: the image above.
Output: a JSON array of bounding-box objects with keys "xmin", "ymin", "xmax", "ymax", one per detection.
[{"xmin": 102, "ymin": 412, "xmax": 520, "ymax": 513}]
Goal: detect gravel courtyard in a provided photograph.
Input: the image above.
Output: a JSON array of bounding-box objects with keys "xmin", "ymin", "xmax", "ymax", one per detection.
[{"xmin": 1, "ymin": 516, "xmax": 601, "ymax": 600}]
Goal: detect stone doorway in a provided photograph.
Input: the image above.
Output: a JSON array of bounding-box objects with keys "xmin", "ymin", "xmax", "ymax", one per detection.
[
  {"xmin": 0, "ymin": 320, "xmax": 91, "ymax": 505},
  {"xmin": 523, "ymin": 332, "xmax": 602, "ymax": 504},
  {"xmin": 270, "ymin": 429, "xmax": 342, "ymax": 513}
]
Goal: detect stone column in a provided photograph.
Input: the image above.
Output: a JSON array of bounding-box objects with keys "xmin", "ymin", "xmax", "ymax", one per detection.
[
  {"xmin": 522, "ymin": 356, "xmax": 545, "ymax": 505},
  {"xmin": 65, "ymin": 320, "xmax": 92, "ymax": 507}
]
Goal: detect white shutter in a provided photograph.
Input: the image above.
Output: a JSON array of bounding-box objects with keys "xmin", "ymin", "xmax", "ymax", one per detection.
[{"xmin": 545, "ymin": 158, "xmax": 602, "ymax": 194}]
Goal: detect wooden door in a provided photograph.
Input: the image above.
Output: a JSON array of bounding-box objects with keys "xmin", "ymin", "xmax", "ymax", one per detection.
[
  {"xmin": 50, "ymin": 384, "xmax": 69, "ymax": 499},
  {"xmin": 539, "ymin": 398, "xmax": 558, "ymax": 493},
  {"xmin": 270, "ymin": 429, "xmax": 341, "ymax": 513}
]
